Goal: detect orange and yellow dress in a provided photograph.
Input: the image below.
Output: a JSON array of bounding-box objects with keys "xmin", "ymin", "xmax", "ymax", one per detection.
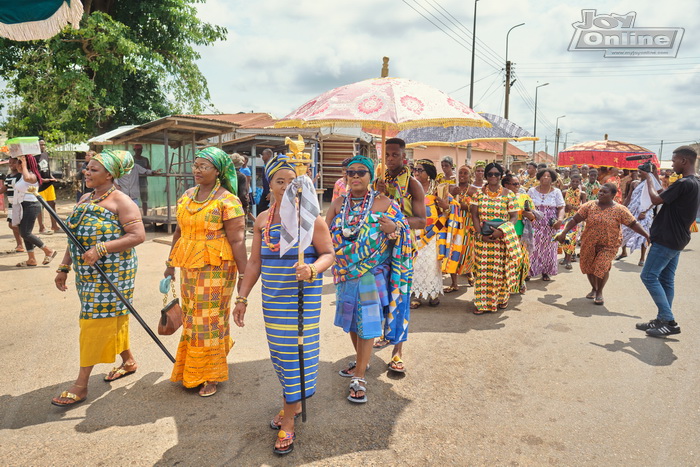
[{"xmin": 168, "ymin": 183, "xmax": 244, "ymax": 387}]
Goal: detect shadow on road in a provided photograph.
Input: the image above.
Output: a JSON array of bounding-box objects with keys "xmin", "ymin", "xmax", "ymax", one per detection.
[
  {"xmin": 590, "ymin": 337, "xmax": 679, "ymax": 366},
  {"xmin": 613, "ymin": 260, "xmax": 644, "ymax": 273},
  {"xmin": 538, "ymin": 294, "xmax": 642, "ymax": 319},
  {"xmin": 0, "ymin": 358, "xmax": 410, "ymax": 465}
]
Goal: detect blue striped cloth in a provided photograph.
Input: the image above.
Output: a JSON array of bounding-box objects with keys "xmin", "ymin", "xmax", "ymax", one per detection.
[{"xmin": 261, "ymin": 223, "xmax": 322, "ymax": 403}]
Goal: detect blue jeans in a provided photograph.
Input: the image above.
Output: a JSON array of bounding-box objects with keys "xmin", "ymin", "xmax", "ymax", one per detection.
[{"xmin": 640, "ymin": 243, "xmax": 681, "ymax": 322}]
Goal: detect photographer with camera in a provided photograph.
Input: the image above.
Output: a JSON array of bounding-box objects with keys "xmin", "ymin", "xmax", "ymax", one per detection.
[{"xmin": 636, "ymin": 146, "xmax": 700, "ymax": 337}]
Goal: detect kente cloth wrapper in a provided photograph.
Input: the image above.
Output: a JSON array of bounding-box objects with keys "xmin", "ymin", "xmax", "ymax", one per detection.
[
  {"xmin": 169, "ymin": 188, "xmax": 245, "ymax": 269},
  {"xmin": 622, "ymin": 181, "xmax": 653, "ymax": 253},
  {"xmin": 414, "ymin": 193, "xmax": 451, "ymax": 252},
  {"xmin": 331, "ymin": 203, "xmax": 413, "ymax": 345},
  {"xmin": 279, "ymin": 175, "xmax": 320, "ymax": 257},
  {"xmin": 471, "ymin": 191, "xmax": 522, "ymax": 312},
  {"xmin": 563, "ymin": 188, "xmax": 583, "ymax": 256},
  {"xmin": 93, "ymin": 149, "xmax": 134, "ymax": 180},
  {"xmin": 66, "ymin": 202, "xmax": 137, "ymax": 319},
  {"xmin": 196, "ymin": 147, "xmax": 238, "ymax": 196},
  {"xmin": 261, "ymin": 223, "xmax": 322, "ymax": 403},
  {"xmin": 438, "ymin": 193, "xmax": 470, "ymax": 273},
  {"xmin": 265, "ymin": 153, "xmax": 296, "ymax": 182},
  {"xmin": 347, "ymin": 155, "xmax": 375, "ymax": 181},
  {"xmin": 170, "ymin": 261, "xmax": 236, "ymax": 387},
  {"xmin": 382, "ymin": 167, "xmax": 413, "ymax": 217}
]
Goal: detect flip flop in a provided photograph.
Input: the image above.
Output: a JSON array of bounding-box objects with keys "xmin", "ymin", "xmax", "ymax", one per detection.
[
  {"xmin": 594, "ymin": 298, "xmax": 604, "ymax": 306},
  {"xmin": 270, "ymin": 410, "xmax": 301, "ymax": 430},
  {"xmin": 498, "ymin": 302, "xmax": 509, "ymax": 309},
  {"xmin": 428, "ymin": 298, "xmax": 440, "ymax": 307},
  {"xmin": 410, "ymin": 300, "xmax": 422, "ymax": 309},
  {"xmin": 586, "ymin": 291, "xmax": 596, "ymax": 299},
  {"xmin": 443, "ymin": 285, "xmax": 459, "ymax": 293},
  {"xmin": 273, "ymin": 430, "xmax": 295, "ymax": 455},
  {"xmin": 16, "ymin": 261, "xmax": 37, "ymax": 267},
  {"xmin": 373, "ymin": 338, "xmax": 390, "ymax": 349},
  {"xmin": 565, "ymin": 263, "xmax": 573, "ymax": 270},
  {"xmin": 388, "ymin": 355, "xmax": 406, "ymax": 374},
  {"xmin": 638, "ymin": 261, "xmax": 645, "ymax": 267},
  {"xmin": 198, "ymin": 382, "xmax": 217, "ymax": 397},
  {"xmin": 51, "ymin": 391, "xmax": 86, "ymax": 407},
  {"xmin": 104, "ymin": 365, "xmax": 137, "ymax": 382},
  {"xmin": 615, "ymin": 254, "xmax": 627, "ymax": 261},
  {"xmin": 42, "ymin": 250, "xmax": 58, "ymax": 265}
]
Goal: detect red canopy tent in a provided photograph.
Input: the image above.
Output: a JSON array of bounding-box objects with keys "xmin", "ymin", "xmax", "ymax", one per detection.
[{"xmin": 558, "ymin": 139, "xmax": 659, "ymax": 170}]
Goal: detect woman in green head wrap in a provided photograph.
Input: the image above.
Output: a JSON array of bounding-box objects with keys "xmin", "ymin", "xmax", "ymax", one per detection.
[
  {"xmin": 164, "ymin": 147, "xmax": 248, "ymax": 397},
  {"xmin": 51, "ymin": 150, "xmax": 147, "ymax": 407}
]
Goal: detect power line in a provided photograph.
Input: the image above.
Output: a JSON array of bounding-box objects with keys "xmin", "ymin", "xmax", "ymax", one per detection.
[
  {"xmin": 449, "ymin": 69, "xmax": 501, "ymax": 93},
  {"xmin": 474, "ymin": 73, "xmax": 504, "ymax": 109}
]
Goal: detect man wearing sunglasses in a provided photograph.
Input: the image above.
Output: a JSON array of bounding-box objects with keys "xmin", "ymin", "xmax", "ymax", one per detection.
[{"xmin": 374, "ymin": 137, "xmax": 426, "ymax": 374}]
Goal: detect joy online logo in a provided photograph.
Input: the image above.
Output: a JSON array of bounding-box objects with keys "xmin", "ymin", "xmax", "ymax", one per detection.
[{"xmin": 569, "ymin": 10, "xmax": 684, "ymax": 57}]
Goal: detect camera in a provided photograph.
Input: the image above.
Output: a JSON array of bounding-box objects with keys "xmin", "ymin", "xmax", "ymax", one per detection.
[{"xmin": 625, "ymin": 154, "xmax": 653, "ymax": 173}]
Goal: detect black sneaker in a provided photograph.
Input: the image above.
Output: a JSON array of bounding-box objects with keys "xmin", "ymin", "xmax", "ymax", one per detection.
[
  {"xmin": 646, "ymin": 322, "xmax": 681, "ymax": 337},
  {"xmin": 636, "ymin": 319, "xmax": 663, "ymax": 331}
]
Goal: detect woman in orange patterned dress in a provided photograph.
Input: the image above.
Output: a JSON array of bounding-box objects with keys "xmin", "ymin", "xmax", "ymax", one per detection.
[
  {"xmin": 164, "ymin": 148, "xmax": 248, "ymax": 397},
  {"xmin": 556, "ymin": 183, "xmax": 649, "ymax": 306}
]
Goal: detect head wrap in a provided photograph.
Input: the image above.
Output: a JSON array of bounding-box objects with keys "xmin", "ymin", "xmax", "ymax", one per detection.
[
  {"xmin": 94, "ymin": 149, "xmax": 134, "ymax": 179},
  {"xmin": 195, "ymin": 147, "xmax": 238, "ymax": 195},
  {"xmin": 415, "ymin": 159, "xmax": 437, "ymax": 180},
  {"xmin": 265, "ymin": 153, "xmax": 296, "ymax": 181},
  {"xmin": 474, "ymin": 160, "xmax": 486, "ymax": 169},
  {"xmin": 346, "ymin": 155, "xmax": 375, "ymax": 181}
]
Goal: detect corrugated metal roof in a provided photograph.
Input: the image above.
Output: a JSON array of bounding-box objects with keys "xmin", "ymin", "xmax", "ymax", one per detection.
[{"xmin": 88, "ymin": 125, "xmax": 138, "ymax": 144}]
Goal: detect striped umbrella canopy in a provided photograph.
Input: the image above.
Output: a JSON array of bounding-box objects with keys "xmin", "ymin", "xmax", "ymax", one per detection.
[
  {"xmin": 558, "ymin": 140, "xmax": 659, "ymax": 169},
  {"xmin": 0, "ymin": 0, "xmax": 83, "ymax": 41},
  {"xmin": 397, "ymin": 113, "xmax": 536, "ymax": 148}
]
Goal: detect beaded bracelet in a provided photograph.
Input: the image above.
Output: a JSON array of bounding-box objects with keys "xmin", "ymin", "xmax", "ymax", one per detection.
[
  {"xmin": 165, "ymin": 259, "xmax": 174, "ymax": 268},
  {"xmin": 56, "ymin": 264, "xmax": 71, "ymax": 273},
  {"xmin": 235, "ymin": 296, "xmax": 248, "ymax": 306},
  {"xmin": 387, "ymin": 229, "xmax": 400, "ymax": 240},
  {"xmin": 306, "ymin": 264, "xmax": 318, "ymax": 283},
  {"xmin": 95, "ymin": 242, "xmax": 108, "ymax": 257}
]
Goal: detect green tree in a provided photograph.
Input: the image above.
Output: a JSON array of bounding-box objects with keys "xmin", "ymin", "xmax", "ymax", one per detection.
[{"xmin": 0, "ymin": 0, "xmax": 226, "ymax": 143}]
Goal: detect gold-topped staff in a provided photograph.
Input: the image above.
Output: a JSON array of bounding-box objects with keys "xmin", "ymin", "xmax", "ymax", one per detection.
[{"xmin": 284, "ymin": 135, "xmax": 313, "ymax": 422}]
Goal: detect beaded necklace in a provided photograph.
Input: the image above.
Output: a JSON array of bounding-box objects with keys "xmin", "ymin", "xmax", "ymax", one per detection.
[
  {"xmin": 340, "ymin": 190, "xmax": 375, "ymax": 238},
  {"xmin": 264, "ymin": 202, "xmax": 280, "ymax": 252},
  {"xmin": 186, "ymin": 180, "xmax": 220, "ymax": 214},
  {"xmin": 66, "ymin": 185, "xmax": 116, "ymax": 229}
]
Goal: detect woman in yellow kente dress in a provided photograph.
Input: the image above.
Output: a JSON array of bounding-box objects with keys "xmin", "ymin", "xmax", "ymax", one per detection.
[
  {"xmin": 52, "ymin": 150, "xmax": 146, "ymax": 406},
  {"xmin": 164, "ymin": 147, "xmax": 248, "ymax": 397}
]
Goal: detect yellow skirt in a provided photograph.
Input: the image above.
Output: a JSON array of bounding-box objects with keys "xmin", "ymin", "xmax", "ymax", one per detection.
[{"xmin": 79, "ymin": 315, "xmax": 130, "ymax": 367}]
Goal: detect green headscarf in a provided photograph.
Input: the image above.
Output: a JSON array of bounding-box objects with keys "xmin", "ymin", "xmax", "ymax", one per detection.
[
  {"xmin": 195, "ymin": 147, "xmax": 238, "ymax": 195},
  {"xmin": 93, "ymin": 149, "xmax": 134, "ymax": 179},
  {"xmin": 346, "ymin": 155, "xmax": 375, "ymax": 181}
]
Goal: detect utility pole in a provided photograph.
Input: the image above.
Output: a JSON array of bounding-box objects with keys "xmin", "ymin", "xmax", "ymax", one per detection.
[
  {"xmin": 555, "ymin": 129, "xmax": 561, "ymax": 165},
  {"xmin": 503, "ymin": 22, "xmax": 524, "ymax": 169},
  {"xmin": 467, "ymin": 0, "xmax": 479, "ymax": 166},
  {"xmin": 659, "ymin": 140, "xmax": 664, "ymax": 159},
  {"xmin": 532, "ymin": 82, "xmax": 549, "ymax": 158}
]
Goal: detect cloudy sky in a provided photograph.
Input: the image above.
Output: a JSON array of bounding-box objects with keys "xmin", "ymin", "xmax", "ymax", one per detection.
[{"xmin": 194, "ymin": 0, "xmax": 700, "ymax": 159}]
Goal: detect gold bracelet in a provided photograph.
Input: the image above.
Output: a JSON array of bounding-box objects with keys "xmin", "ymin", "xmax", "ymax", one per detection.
[
  {"xmin": 56, "ymin": 264, "xmax": 71, "ymax": 273},
  {"xmin": 306, "ymin": 264, "xmax": 318, "ymax": 283},
  {"xmin": 235, "ymin": 296, "xmax": 248, "ymax": 305}
]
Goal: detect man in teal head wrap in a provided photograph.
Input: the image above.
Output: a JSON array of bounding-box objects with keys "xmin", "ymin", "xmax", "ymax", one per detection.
[
  {"xmin": 346, "ymin": 155, "xmax": 375, "ymax": 182},
  {"xmin": 195, "ymin": 147, "xmax": 238, "ymax": 196}
]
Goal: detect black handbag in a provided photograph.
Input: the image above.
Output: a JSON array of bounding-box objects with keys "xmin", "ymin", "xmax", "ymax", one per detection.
[{"xmin": 481, "ymin": 220, "xmax": 506, "ymax": 236}]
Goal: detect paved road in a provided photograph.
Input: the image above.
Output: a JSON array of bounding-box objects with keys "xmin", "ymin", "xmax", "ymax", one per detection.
[{"xmin": 0, "ymin": 209, "xmax": 698, "ymax": 466}]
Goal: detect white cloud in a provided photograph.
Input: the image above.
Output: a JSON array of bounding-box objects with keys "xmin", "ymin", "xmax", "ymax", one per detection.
[{"xmin": 194, "ymin": 0, "xmax": 700, "ymax": 156}]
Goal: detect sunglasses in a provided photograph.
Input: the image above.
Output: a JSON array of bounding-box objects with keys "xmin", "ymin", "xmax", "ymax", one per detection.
[
  {"xmin": 347, "ymin": 169, "xmax": 369, "ymax": 178},
  {"xmin": 486, "ymin": 172, "xmax": 501, "ymax": 177},
  {"xmin": 413, "ymin": 168, "xmax": 426, "ymax": 173}
]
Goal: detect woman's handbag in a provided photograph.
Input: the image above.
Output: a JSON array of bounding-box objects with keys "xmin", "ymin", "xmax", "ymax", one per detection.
[
  {"xmin": 158, "ymin": 276, "xmax": 182, "ymax": 336},
  {"xmin": 480, "ymin": 219, "xmax": 506, "ymax": 237}
]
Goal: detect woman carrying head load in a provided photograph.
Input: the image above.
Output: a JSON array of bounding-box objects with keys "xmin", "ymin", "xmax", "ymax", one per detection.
[
  {"xmin": 52, "ymin": 150, "xmax": 146, "ymax": 406},
  {"xmin": 325, "ymin": 155, "xmax": 413, "ymax": 404},
  {"xmin": 470, "ymin": 162, "xmax": 521, "ymax": 314},
  {"xmin": 164, "ymin": 147, "xmax": 248, "ymax": 398},
  {"xmin": 232, "ymin": 153, "xmax": 334, "ymax": 456}
]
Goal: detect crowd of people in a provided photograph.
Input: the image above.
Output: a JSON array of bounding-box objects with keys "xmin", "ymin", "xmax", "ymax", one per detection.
[{"xmin": 2, "ymin": 139, "xmax": 698, "ymax": 456}]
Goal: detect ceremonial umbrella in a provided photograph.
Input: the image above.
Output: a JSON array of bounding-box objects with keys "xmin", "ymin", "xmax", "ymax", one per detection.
[
  {"xmin": 0, "ymin": 0, "xmax": 83, "ymax": 41},
  {"xmin": 558, "ymin": 139, "xmax": 659, "ymax": 170},
  {"xmin": 275, "ymin": 77, "xmax": 490, "ymax": 167},
  {"xmin": 397, "ymin": 112, "xmax": 537, "ymax": 148}
]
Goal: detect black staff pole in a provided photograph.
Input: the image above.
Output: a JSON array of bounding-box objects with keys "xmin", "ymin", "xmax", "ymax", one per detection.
[
  {"xmin": 296, "ymin": 181, "xmax": 308, "ymax": 423},
  {"xmin": 34, "ymin": 190, "xmax": 175, "ymax": 363}
]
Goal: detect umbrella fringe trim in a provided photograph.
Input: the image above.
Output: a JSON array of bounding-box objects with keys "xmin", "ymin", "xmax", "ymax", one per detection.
[
  {"xmin": 274, "ymin": 118, "xmax": 492, "ymax": 130},
  {"xmin": 406, "ymin": 137, "xmax": 538, "ymax": 148},
  {"xmin": 0, "ymin": 0, "xmax": 83, "ymax": 42}
]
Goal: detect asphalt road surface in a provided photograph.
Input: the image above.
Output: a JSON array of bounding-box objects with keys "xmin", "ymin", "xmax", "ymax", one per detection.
[{"xmin": 1, "ymin": 207, "xmax": 698, "ymax": 466}]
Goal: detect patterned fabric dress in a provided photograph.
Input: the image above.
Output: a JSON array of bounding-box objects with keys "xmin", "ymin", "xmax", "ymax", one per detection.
[
  {"xmin": 385, "ymin": 168, "xmax": 413, "ymax": 217},
  {"xmin": 439, "ymin": 189, "xmax": 475, "ymax": 275},
  {"xmin": 513, "ymin": 192, "xmax": 534, "ymax": 292},
  {"xmin": 527, "ymin": 187, "xmax": 565, "ymax": 277},
  {"xmin": 261, "ymin": 223, "xmax": 322, "ymax": 403},
  {"xmin": 67, "ymin": 202, "xmax": 137, "ymax": 367},
  {"xmin": 576, "ymin": 201, "xmax": 636, "ymax": 278},
  {"xmin": 413, "ymin": 188, "xmax": 449, "ymax": 300},
  {"xmin": 583, "ymin": 180, "xmax": 601, "ymax": 201},
  {"xmin": 332, "ymin": 177, "xmax": 347, "ymax": 201},
  {"xmin": 169, "ymin": 186, "xmax": 244, "ymax": 387},
  {"xmin": 563, "ymin": 188, "xmax": 583, "ymax": 256},
  {"xmin": 331, "ymin": 201, "xmax": 413, "ymax": 343},
  {"xmin": 621, "ymin": 182, "xmax": 653, "ymax": 252},
  {"xmin": 472, "ymin": 191, "xmax": 522, "ymax": 312}
]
